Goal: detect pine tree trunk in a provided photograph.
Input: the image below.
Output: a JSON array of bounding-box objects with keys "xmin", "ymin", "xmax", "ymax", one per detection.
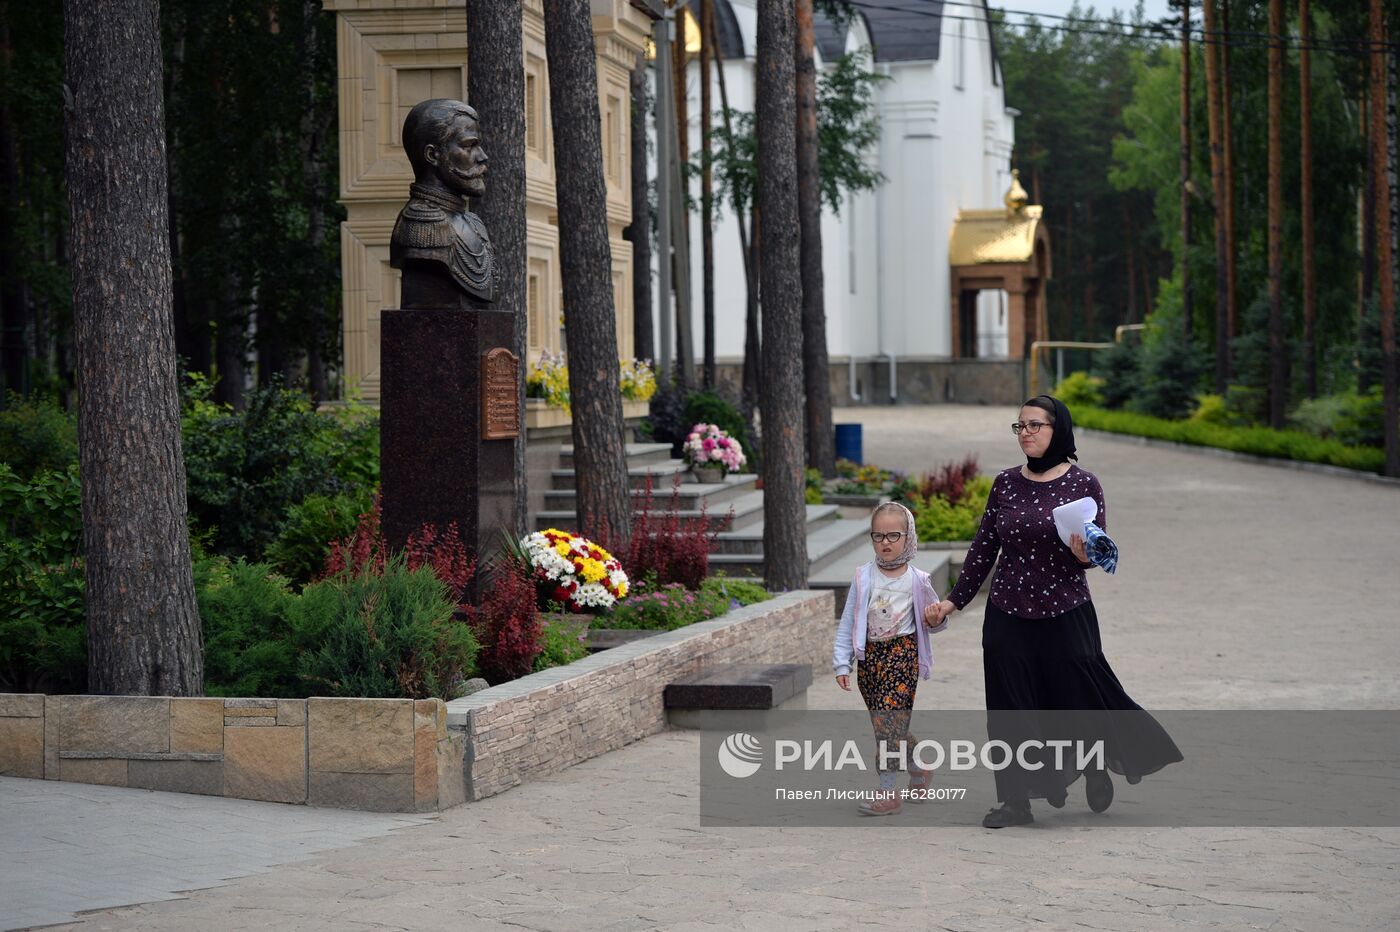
[
  {"xmin": 1179, "ymin": 0, "xmax": 1193, "ymax": 340},
  {"xmin": 1361, "ymin": 86, "xmax": 1376, "ymax": 398},
  {"xmin": 630, "ymin": 55, "xmax": 654, "ymax": 366},
  {"xmin": 300, "ymin": 0, "xmax": 333, "ymax": 403},
  {"xmin": 756, "ymin": 0, "xmax": 807, "ymax": 591},
  {"xmin": 742, "ymin": 203, "xmax": 761, "ymax": 432},
  {"xmin": 0, "ymin": 11, "xmax": 28, "ymax": 399},
  {"xmin": 542, "ymin": 0, "xmax": 632, "ymax": 546},
  {"xmin": 1371, "ymin": 0, "xmax": 1399, "ymax": 476},
  {"xmin": 1222, "ymin": 0, "xmax": 1237, "ymax": 355},
  {"xmin": 1267, "ymin": 0, "xmax": 1287, "ymax": 429},
  {"xmin": 1299, "ymin": 0, "xmax": 1316, "ymax": 399},
  {"xmin": 701, "ymin": 0, "xmax": 716, "ymax": 390},
  {"xmin": 794, "ymin": 0, "xmax": 834, "ymax": 477},
  {"xmin": 712, "ymin": 26, "xmax": 759, "ymax": 424},
  {"xmin": 1083, "ymin": 197, "xmax": 1096, "ymax": 341},
  {"xmin": 469, "ymin": 0, "xmax": 529, "ymax": 537},
  {"xmin": 1203, "ymin": 0, "xmax": 1230, "ymax": 394},
  {"xmin": 63, "ymin": 0, "xmax": 203, "ymax": 696}
]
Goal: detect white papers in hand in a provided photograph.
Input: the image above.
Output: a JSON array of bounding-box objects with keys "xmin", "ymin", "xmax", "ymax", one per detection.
[{"xmin": 1052, "ymin": 496, "xmax": 1098, "ymax": 547}]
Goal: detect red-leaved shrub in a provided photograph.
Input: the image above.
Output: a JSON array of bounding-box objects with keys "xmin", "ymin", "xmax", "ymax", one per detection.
[
  {"xmin": 617, "ymin": 476, "xmax": 723, "ymax": 591},
  {"xmin": 460, "ymin": 558, "xmax": 543, "ymax": 683},
  {"xmin": 919, "ymin": 454, "xmax": 980, "ymax": 504},
  {"xmin": 321, "ymin": 496, "xmax": 476, "ymax": 604}
]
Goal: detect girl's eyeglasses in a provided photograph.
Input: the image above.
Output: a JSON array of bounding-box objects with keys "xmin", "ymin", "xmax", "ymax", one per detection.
[
  {"xmin": 870, "ymin": 531, "xmax": 904, "ymax": 543},
  {"xmin": 1011, "ymin": 420, "xmax": 1054, "ymax": 434}
]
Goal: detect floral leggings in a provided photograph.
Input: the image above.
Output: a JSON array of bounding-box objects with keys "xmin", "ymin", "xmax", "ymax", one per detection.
[{"xmin": 856, "ymin": 633, "xmax": 920, "ymax": 774}]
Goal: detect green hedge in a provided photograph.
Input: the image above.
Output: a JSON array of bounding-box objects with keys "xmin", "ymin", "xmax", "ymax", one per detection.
[{"xmin": 1073, "ymin": 405, "xmax": 1386, "ymax": 474}]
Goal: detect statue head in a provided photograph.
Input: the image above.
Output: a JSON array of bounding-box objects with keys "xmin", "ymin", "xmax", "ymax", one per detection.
[{"xmin": 403, "ymin": 98, "xmax": 488, "ymax": 199}]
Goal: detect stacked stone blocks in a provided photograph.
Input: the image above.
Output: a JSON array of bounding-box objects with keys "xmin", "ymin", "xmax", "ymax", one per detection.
[{"xmin": 0, "ymin": 694, "xmax": 464, "ymax": 813}]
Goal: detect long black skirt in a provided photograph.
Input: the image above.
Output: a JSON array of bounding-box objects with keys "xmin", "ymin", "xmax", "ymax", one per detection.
[{"xmin": 982, "ymin": 599, "xmax": 1183, "ymax": 804}]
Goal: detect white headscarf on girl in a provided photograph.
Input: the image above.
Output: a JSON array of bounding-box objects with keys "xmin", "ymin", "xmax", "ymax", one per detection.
[{"xmin": 872, "ymin": 501, "xmax": 918, "ymax": 571}]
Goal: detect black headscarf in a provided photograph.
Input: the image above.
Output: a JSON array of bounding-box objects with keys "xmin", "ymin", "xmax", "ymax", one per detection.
[{"xmin": 1022, "ymin": 394, "xmax": 1077, "ymax": 474}]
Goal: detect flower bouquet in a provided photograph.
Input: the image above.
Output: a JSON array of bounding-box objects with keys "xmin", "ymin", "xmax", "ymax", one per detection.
[
  {"xmin": 682, "ymin": 422, "xmax": 746, "ymax": 482},
  {"xmin": 520, "ymin": 529, "xmax": 630, "ymax": 613}
]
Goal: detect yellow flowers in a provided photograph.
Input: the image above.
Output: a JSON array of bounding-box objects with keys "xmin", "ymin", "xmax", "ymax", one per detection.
[{"xmin": 526, "ymin": 353, "xmax": 657, "ymax": 410}]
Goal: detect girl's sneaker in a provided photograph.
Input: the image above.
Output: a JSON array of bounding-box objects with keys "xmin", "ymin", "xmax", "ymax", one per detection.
[
  {"xmin": 907, "ymin": 767, "xmax": 933, "ymax": 801},
  {"xmin": 857, "ymin": 792, "xmax": 902, "ymax": 817}
]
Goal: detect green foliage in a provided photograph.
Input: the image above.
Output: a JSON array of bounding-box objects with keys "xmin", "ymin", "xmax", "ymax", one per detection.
[
  {"xmin": 1189, "ymin": 393, "xmax": 1231, "ymax": 426},
  {"xmin": 815, "ymin": 49, "xmax": 888, "ymax": 212},
  {"xmin": 0, "ymin": 394, "xmax": 78, "ymax": 479},
  {"xmin": 1000, "ymin": 7, "xmax": 1161, "ymax": 343},
  {"xmin": 0, "ymin": 464, "xmax": 85, "ymax": 693},
  {"xmin": 1130, "ymin": 330, "xmax": 1206, "ymax": 420},
  {"xmin": 296, "ymin": 556, "xmax": 479, "ymax": 701},
  {"xmin": 532, "ymin": 614, "xmax": 590, "ymax": 673},
  {"xmin": 1109, "ymin": 3, "xmax": 1366, "ymax": 401},
  {"xmin": 911, "ymin": 475, "xmax": 992, "ymax": 544},
  {"xmin": 709, "ymin": 49, "xmax": 887, "ymax": 220},
  {"xmin": 1290, "ymin": 388, "xmax": 1387, "ymax": 448},
  {"xmin": 1073, "ymin": 405, "xmax": 1385, "ymax": 474},
  {"xmin": 195, "ymin": 557, "xmax": 302, "ymax": 698},
  {"xmin": 1093, "ymin": 341, "xmax": 1141, "ymax": 410},
  {"xmin": 182, "ymin": 374, "xmax": 379, "ymax": 561},
  {"xmin": 163, "ymin": 0, "xmax": 344, "ymax": 390},
  {"xmin": 265, "ymin": 489, "xmax": 375, "ymax": 587},
  {"xmin": 1052, "ymin": 372, "xmax": 1104, "ymax": 408},
  {"xmin": 603, "ymin": 576, "xmax": 770, "ymax": 631},
  {"xmin": 805, "ymin": 468, "xmax": 825, "ymax": 505}
]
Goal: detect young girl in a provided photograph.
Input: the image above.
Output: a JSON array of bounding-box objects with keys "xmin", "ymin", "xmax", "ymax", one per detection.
[{"xmin": 833, "ymin": 501, "xmax": 948, "ymax": 816}]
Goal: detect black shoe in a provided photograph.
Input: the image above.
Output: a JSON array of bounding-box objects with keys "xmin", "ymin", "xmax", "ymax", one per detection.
[
  {"xmin": 982, "ymin": 800, "xmax": 1033, "ymax": 829},
  {"xmin": 1046, "ymin": 786, "xmax": 1068, "ymax": 809},
  {"xmin": 1086, "ymin": 770, "xmax": 1114, "ymax": 813}
]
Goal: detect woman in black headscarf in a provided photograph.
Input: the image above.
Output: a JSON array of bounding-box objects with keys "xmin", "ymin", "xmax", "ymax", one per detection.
[{"xmin": 929, "ymin": 395, "xmax": 1182, "ymax": 828}]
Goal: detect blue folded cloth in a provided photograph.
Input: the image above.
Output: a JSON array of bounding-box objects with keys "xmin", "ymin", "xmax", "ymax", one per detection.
[{"xmin": 1082, "ymin": 522, "xmax": 1119, "ymax": 575}]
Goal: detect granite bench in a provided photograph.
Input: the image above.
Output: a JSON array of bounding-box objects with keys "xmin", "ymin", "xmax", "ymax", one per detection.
[{"xmin": 664, "ymin": 663, "xmax": 812, "ymax": 729}]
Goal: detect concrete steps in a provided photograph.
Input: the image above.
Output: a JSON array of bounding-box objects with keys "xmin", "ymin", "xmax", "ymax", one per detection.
[
  {"xmin": 559, "ymin": 442, "xmax": 674, "ymax": 470},
  {"xmin": 541, "ymin": 472, "xmax": 759, "ymax": 515},
  {"xmin": 710, "ymin": 504, "xmax": 841, "ymax": 554},
  {"xmin": 708, "ymin": 518, "xmax": 872, "ymax": 579}
]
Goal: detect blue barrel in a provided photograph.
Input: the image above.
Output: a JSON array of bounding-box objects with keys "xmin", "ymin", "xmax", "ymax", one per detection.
[{"xmin": 834, "ymin": 423, "xmax": 863, "ymax": 464}]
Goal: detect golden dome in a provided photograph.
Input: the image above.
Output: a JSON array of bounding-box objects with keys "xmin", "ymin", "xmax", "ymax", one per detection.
[{"xmin": 1004, "ymin": 169, "xmax": 1029, "ymax": 215}]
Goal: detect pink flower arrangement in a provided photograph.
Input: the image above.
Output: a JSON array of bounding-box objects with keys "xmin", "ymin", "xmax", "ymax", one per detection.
[{"xmin": 682, "ymin": 422, "xmax": 746, "ymax": 474}]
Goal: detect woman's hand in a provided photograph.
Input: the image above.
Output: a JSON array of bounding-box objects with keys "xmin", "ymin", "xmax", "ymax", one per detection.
[
  {"xmin": 1070, "ymin": 532, "xmax": 1092, "ymax": 567},
  {"xmin": 925, "ymin": 599, "xmax": 956, "ymax": 627},
  {"xmin": 836, "ymin": 674, "xmax": 851, "ymax": 691}
]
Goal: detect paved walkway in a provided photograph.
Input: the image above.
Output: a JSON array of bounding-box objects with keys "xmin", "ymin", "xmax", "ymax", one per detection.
[{"xmin": 4, "ymin": 405, "xmax": 1397, "ymax": 930}]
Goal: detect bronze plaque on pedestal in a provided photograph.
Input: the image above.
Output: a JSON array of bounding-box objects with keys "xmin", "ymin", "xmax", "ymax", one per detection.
[{"xmin": 481, "ymin": 348, "xmax": 521, "ymax": 440}]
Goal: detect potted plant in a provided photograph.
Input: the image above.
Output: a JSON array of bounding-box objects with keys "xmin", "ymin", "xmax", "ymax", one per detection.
[{"xmin": 682, "ymin": 422, "xmax": 746, "ymax": 484}]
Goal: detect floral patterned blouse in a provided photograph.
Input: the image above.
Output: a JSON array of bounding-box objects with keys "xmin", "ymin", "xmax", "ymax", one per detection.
[{"xmin": 947, "ymin": 465, "xmax": 1106, "ymax": 618}]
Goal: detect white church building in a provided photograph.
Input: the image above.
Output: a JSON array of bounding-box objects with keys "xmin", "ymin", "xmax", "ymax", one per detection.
[{"xmin": 660, "ymin": 0, "xmax": 1050, "ymax": 405}]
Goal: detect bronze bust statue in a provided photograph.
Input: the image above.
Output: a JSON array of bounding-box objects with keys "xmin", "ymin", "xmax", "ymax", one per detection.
[{"xmin": 390, "ymin": 98, "xmax": 496, "ymax": 303}]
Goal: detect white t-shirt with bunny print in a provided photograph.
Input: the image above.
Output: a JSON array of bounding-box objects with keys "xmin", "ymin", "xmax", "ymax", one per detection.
[{"xmin": 866, "ymin": 567, "xmax": 916, "ymax": 641}]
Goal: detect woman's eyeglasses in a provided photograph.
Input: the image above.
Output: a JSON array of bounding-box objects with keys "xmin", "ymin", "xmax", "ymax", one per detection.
[
  {"xmin": 1011, "ymin": 419, "xmax": 1054, "ymax": 435},
  {"xmin": 870, "ymin": 531, "xmax": 905, "ymax": 543}
]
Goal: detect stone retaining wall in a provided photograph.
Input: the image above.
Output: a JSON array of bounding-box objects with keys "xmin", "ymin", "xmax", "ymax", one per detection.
[
  {"xmin": 0, "ymin": 695, "xmax": 464, "ymax": 813},
  {"xmin": 1, "ymin": 592, "xmax": 835, "ymax": 810},
  {"xmin": 446, "ymin": 590, "xmax": 834, "ymax": 801}
]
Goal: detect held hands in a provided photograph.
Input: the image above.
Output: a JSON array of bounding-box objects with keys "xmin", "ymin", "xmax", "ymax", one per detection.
[
  {"xmin": 838, "ymin": 602, "xmax": 955, "ymax": 688},
  {"xmin": 924, "ymin": 599, "xmax": 956, "ymax": 627}
]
